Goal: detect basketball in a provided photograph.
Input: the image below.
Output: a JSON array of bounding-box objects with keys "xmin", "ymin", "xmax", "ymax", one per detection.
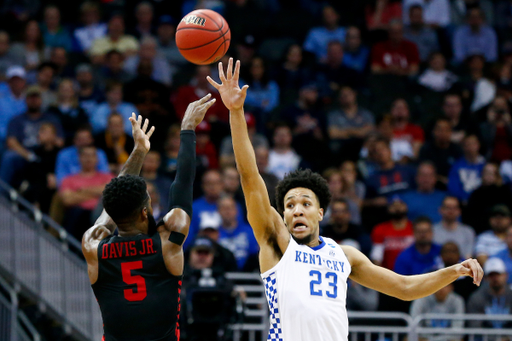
[{"xmin": 176, "ymin": 9, "xmax": 231, "ymax": 65}]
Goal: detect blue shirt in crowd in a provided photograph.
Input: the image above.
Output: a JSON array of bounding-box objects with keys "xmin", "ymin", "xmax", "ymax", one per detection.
[
  {"xmin": 448, "ymin": 156, "xmax": 486, "ymax": 203},
  {"xmin": 89, "ymin": 102, "xmax": 139, "ymax": 134},
  {"xmin": 55, "ymin": 146, "xmax": 110, "ymax": 185},
  {"xmin": 494, "ymin": 249, "xmax": 512, "ymax": 284},
  {"xmin": 7, "ymin": 113, "xmax": 64, "ymax": 149},
  {"xmin": 41, "ymin": 25, "xmax": 73, "ymax": 51},
  {"xmin": 394, "ymin": 243, "xmax": 443, "ymax": 275},
  {"xmin": 400, "ymin": 190, "xmax": 446, "ymax": 222},
  {"xmin": 453, "ymin": 25, "xmax": 498, "ymax": 63},
  {"xmin": 243, "ymin": 80, "xmax": 280, "ymax": 113},
  {"xmin": 0, "ymin": 88, "xmax": 27, "ymax": 141},
  {"xmin": 365, "ymin": 164, "xmax": 416, "ymax": 200},
  {"xmin": 218, "ymin": 222, "xmax": 259, "ymax": 270},
  {"xmin": 342, "ymin": 46, "xmax": 370, "ymax": 73},
  {"xmin": 303, "ymin": 26, "xmax": 346, "ymax": 60}
]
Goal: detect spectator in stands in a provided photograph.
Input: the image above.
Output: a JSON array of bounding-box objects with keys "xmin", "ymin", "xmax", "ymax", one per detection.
[
  {"xmin": 461, "ymin": 54, "xmax": 496, "ymax": 113},
  {"xmin": 172, "ymin": 65, "xmax": 227, "ymax": 122},
  {"xmin": 49, "ymin": 47, "xmax": 73, "ymax": 83},
  {"xmin": 453, "ymin": 7, "xmax": 498, "ymax": 63},
  {"xmin": 41, "ymin": 5, "xmax": 72, "ymax": 52},
  {"xmin": 124, "ymin": 36, "xmax": 172, "ymax": 86},
  {"xmin": 34, "ymin": 62, "xmax": 57, "ymax": 111},
  {"xmin": 145, "ymin": 181, "xmax": 164, "ymax": 221},
  {"xmin": 323, "ymin": 198, "xmax": 372, "ymax": 256},
  {"xmin": 0, "ymin": 66, "xmax": 27, "ymax": 145},
  {"xmin": 342, "ymin": 26, "xmax": 370, "ymax": 74},
  {"xmin": 365, "ymin": 0, "xmax": 402, "ymax": 32},
  {"xmin": 419, "ymin": 118, "xmax": 463, "ymax": 186},
  {"xmin": 433, "ymin": 196, "xmax": 476, "ymax": 259},
  {"xmin": 402, "ymin": 0, "xmax": 451, "ymax": 27},
  {"xmin": 440, "ymin": 241, "xmax": 478, "ymax": 301},
  {"xmin": 303, "ymin": 5, "xmax": 346, "ymax": 61},
  {"xmin": 395, "ymin": 216, "xmax": 443, "ymax": 274},
  {"xmin": 323, "ymin": 169, "xmax": 361, "ymax": 225},
  {"xmin": 0, "ymin": 86, "xmax": 64, "ymax": 187},
  {"xmin": 391, "ymin": 98, "xmax": 424, "ymax": 159},
  {"xmin": 441, "ymin": 94, "xmax": 470, "ymax": 144},
  {"xmin": 275, "ymin": 44, "xmax": 313, "ymax": 99},
  {"xmin": 403, "ymin": 5, "xmax": 439, "ymax": 62},
  {"xmin": 410, "ymin": 282, "xmax": 465, "ymax": 334},
  {"xmin": 89, "ymin": 14, "xmax": 139, "ymax": 64},
  {"xmin": 479, "ymin": 96, "xmax": 512, "ymax": 162},
  {"xmin": 372, "ymin": 115, "xmax": 414, "ymax": 163},
  {"xmin": 129, "ymin": 2, "xmax": 156, "ymax": 40},
  {"xmin": 0, "ymin": 31, "xmax": 16, "ymax": 77},
  {"xmin": 194, "ymin": 222, "xmax": 238, "ymax": 273},
  {"xmin": 254, "ymin": 146, "xmax": 279, "ymax": 208},
  {"xmin": 267, "ymin": 123, "xmax": 302, "ymax": 180},
  {"xmin": 94, "ymin": 112, "xmax": 134, "ymax": 173},
  {"xmin": 340, "ymin": 160, "xmax": 366, "ymax": 206},
  {"xmin": 475, "ymin": 205, "xmax": 511, "ymax": 264},
  {"xmin": 160, "ymin": 124, "xmax": 180, "ymax": 176},
  {"xmin": 448, "ymin": 134, "xmax": 485, "ymax": 203},
  {"xmin": 23, "ymin": 123, "xmax": 60, "ymax": 213},
  {"xmin": 371, "ymin": 197, "xmax": 414, "ymax": 269},
  {"xmin": 222, "ymin": 167, "xmax": 244, "ymax": 206},
  {"xmin": 195, "ymin": 121, "xmax": 218, "ymax": 170},
  {"xmin": 316, "ymin": 41, "xmax": 362, "ymax": 97},
  {"xmin": 46, "ymin": 79, "xmax": 89, "ymax": 144},
  {"xmin": 400, "ymin": 162, "xmax": 446, "ymax": 222},
  {"xmin": 55, "ymin": 127, "xmax": 109, "ymax": 186},
  {"xmin": 140, "ymin": 150, "xmax": 172, "ymax": 210},
  {"xmin": 89, "ymin": 81, "xmax": 138, "ymax": 134},
  {"xmin": 156, "ymin": 15, "xmax": 185, "ymax": 67},
  {"xmin": 371, "ymin": 20, "xmax": 420, "ymax": 76},
  {"xmin": 73, "ymin": 2, "xmax": 107, "ymax": 53},
  {"xmin": 217, "ymin": 196, "xmax": 258, "ymax": 270},
  {"xmin": 418, "ymin": 52, "xmax": 458, "ymax": 92},
  {"xmin": 467, "ymin": 257, "xmax": 512, "ymax": 329},
  {"xmin": 76, "ymin": 64, "xmax": 104, "ymax": 117},
  {"xmin": 327, "ymin": 86, "xmax": 375, "ymax": 159},
  {"xmin": 347, "ymin": 281, "xmax": 379, "ymax": 311},
  {"xmin": 96, "ymin": 50, "xmax": 133, "ymax": 85},
  {"xmin": 466, "ymin": 163, "xmax": 512, "ymax": 234},
  {"xmin": 9, "ymin": 21, "xmax": 45, "ymax": 74},
  {"xmin": 242, "ymin": 56, "xmax": 280, "ymax": 115},
  {"xmin": 364, "ymin": 137, "xmax": 416, "ymax": 206},
  {"xmin": 59, "ymin": 145, "xmax": 113, "ymax": 239},
  {"xmin": 495, "ymin": 226, "xmax": 512, "ymax": 285}
]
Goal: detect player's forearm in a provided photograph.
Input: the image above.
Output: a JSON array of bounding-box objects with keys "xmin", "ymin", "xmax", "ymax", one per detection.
[
  {"xmin": 167, "ymin": 131, "xmax": 195, "ymax": 217},
  {"xmin": 401, "ymin": 266, "xmax": 460, "ymax": 301},
  {"xmin": 119, "ymin": 147, "xmax": 147, "ymax": 177},
  {"xmin": 230, "ymin": 108, "xmax": 259, "ymax": 177}
]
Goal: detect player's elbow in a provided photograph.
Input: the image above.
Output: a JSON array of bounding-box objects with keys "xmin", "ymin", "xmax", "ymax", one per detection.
[{"xmin": 398, "ymin": 276, "xmax": 416, "ymax": 301}]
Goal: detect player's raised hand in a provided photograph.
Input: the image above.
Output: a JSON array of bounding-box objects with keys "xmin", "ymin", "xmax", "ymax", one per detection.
[
  {"xmin": 454, "ymin": 258, "xmax": 484, "ymax": 286},
  {"xmin": 182, "ymin": 93, "xmax": 216, "ymax": 130},
  {"xmin": 207, "ymin": 58, "xmax": 249, "ymax": 111},
  {"xmin": 129, "ymin": 113, "xmax": 155, "ymax": 153}
]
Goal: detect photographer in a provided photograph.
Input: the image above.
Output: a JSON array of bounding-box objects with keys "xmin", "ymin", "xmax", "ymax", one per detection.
[
  {"xmin": 181, "ymin": 237, "xmax": 243, "ymax": 341},
  {"xmin": 479, "ymin": 96, "xmax": 512, "ymax": 163}
]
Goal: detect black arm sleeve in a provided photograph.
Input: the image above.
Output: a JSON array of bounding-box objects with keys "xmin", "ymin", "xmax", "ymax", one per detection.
[{"xmin": 168, "ymin": 130, "xmax": 196, "ymax": 217}]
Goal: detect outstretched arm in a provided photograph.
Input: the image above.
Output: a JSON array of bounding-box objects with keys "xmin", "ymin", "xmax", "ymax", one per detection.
[
  {"xmin": 344, "ymin": 245, "xmax": 483, "ymax": 301},
  {"xmin": 208, "ymin": 59, "xmax": 288, "ymax": 259}
]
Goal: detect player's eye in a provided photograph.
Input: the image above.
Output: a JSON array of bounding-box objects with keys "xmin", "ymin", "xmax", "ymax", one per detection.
[
  {"xmin": 287, "ymin": 204, "xmax": 294, "ymax": 208},
  {"xmin": 304, "ymin": 202, "xmax": 311, "ymax": 207}
]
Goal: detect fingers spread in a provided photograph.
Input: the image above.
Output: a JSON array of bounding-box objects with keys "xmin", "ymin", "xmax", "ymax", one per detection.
[
  {"xmin": 147, "ymin": 126, "xmax": 155, "ymax": 138},
  {"xmin": 129, "ymin": 112, "xmax": 136, "ymax": 124},
  {"xmin": 204, "ymin": 98, "xmax": 216, "ymax": 108},
  {"xmin": 234, "ymin": 60, "xmax": 241, "ymax": 83},
  {"xmin": 137, "ymin": 115, "xmax": 142, "ymax": 127},
  {"xmin": 142, "ymin": 118, "xmax": 149, "ymax": 132},
  {"xmin": 218, "ymin": 62, "xmax": 226, "ymax": 82},
  {"xmin": 241, "ymin": 84, "xmax": 249, "ymax": 96},
  {"xmin": 207, "ymin": 76, "xmax": 221, "ymax": 89},
  {"xmin": 226, "ymin": 58, "xmax": 233, "ymax": 80},
  {"xmin": 198, "ymin": 93, "xmax": 212, "ymax": 104}
]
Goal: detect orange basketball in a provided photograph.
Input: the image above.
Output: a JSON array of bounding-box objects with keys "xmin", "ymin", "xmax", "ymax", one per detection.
[{"xmin": 176, "ymin": 9, "xmax": 231, "ymax": 65}]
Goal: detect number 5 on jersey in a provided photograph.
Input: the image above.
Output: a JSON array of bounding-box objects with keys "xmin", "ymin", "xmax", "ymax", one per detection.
[
  {"xmin": 309, "ymin": 270, "xmax": 338, "ymax": 298},
  {"xmin": 122, "ymin": 261, "xmax": 147, "ymax": 301}
]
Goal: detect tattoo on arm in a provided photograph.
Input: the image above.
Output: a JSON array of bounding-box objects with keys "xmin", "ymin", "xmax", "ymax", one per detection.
[{"xmin": 119, "ymin": 149, "xmax": 146, "ymax": 177}]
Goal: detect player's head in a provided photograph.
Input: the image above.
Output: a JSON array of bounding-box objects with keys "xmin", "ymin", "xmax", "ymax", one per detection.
[
  {"xmin": 102, "ymin": 175, "xmax": 156, "ymax": 234},
  {"xmin": 276, "ymin": 169, "xmax": 331, "ymax": 245}
]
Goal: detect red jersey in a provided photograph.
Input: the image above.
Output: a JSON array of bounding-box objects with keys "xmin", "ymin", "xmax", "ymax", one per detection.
[
  {"xmin": 371, "ymin": 221, "xmax": 414, "ymax": 270},
  {"xmin": 171, "ymin": 86, "xmax": 228, "ymax": 122},
  {"xmin": 371, "ymin": 40, "xmax": 420, "ymax": 70},
  {"xmin": 393, "ymin": 122, "xmax": 425, "ymax": 144}
]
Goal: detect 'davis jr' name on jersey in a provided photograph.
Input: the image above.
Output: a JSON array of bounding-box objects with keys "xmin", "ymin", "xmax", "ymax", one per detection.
[
  {"xmin": 101, "ymin": 239, "xmax": 157, "ymax": 259},
  {"xmin": 295, "ymin": 251, "xmax": 345, "ymax": 273}
]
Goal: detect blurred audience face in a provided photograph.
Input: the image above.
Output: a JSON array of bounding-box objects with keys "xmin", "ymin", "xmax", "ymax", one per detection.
[
  {"xmin": 189, "ymin": 247, "xmax": 214, "ymax": 270},
  {"xmin": 434, "ymin": 284, "xmax": 453, "ymax": 302},
  {"xmin": 391, "ymin": 99, "xmax": 410, "ymax": 123},
  {"xmin": 286, "ymin": 44, "xmax": 302, "ymax": 66},
  {"xmin": 0, "ymin": 31, "xmax": 9, "ymax": 56},
  {"xmin": 165, "ymin": 125, "xmax": 180, "ymax": 151},
  {"xmin": 107, "ymin": 114, "xmax": 125, "ymax": 139},
  {"xmin": 388, "ymin": 22, "xmax": 404, "ymax": 43},
  {"xmin": 222, "ymin": 167, "xmax": 240, "ymax": 194},
  {"xmin": 218, "ymin": 196, "xmax": 238, "ymax": 226},
  {"xmin": 429, "ymin": 53, "xmax": 446, "ymax": 72},
  {"xmin": 323, "ymin": 6, "xmax": 339, "ymax": 28},
  {"xmin": 106, "ymin": 51, "xmax": 124, "ymax": 72},
  {"xmin": 81, "ymin": 2, "xmax": 100, "ymax": 25},
  {"xmin": 199, "ymin": 227, "xmax": 219, "ymax": 241},
  {"xmin": 506, "ymin": 226, "xmax": 512, "ymax": 252},
  {"xmin": 416, "ymin": 163, "xmax": 437, "ymax": 192},
  {"xmin": 326, "ymin": 42, "xmax": 343, "ymax": 65},
  {"xmin": 139, "ymin": 38, "xmax": 157, "ymax": 60},
  {"xmin": 8, "ymin": 76, "xmax": 26, "ymax": 96},
  {"xmin": 433, "ymin": 119, "xmax": 452, "ymax": 145},
  {"xmin": 58, "ymin": 79, "xmax": 75, "ymax": 102},
  {"xmin": 74, "ymin": 129, "xmax": 94, "ymax": 147},
  {"xmin": 108, "ymin": 16, "xmax": 125, "ymax": 38},
  {"xmin": 142, "ymin": 151, "xmax": 161, "ymax": 174},
  {"xmin": 440, "ymin": 197, "xmax": 461, "ymax": 223},
  {"xmin": 195, "ymin": 65, "xmax": 211, "ymax": 88},
  {"xmin": 25, "ymin": 20, "xmax": 41, "ymax": 43},
  {"xmin": 340, "ymin": 161, "xmax": 357, "ymax": 185},
  {"xmin": 488, "ymin": 270, "xmax": 508, "ymax": 294},
  {"xmin": 202, "ymin": 170, "xmax": 223, "ymax": 201},
  {"xmin": 443, "ymin": 95, "xmax": 463, "ymax": 120},
  {"xmin": 413, "ymin": 220, "xmax": 433, "ymax": 248},
  {"xmin": 327, "ymin": 171, "xmax": 343, "ymax": 198},
  {"xmin": 300, "ymin": 87, "xmax": 319, "ymax": 106},
  {"xmin": 490, "ymin": 213, "xmax": 511, "ymax": 234},
  {"xmin": 44, "ymin": 6, "xmax": 60, "ymax": 30},
  {"xmin": 330, "ymin": 200, "xmax": 351, "ymax": 225},
  {"xmin": 388, "ymin": 199, "xmax": 408, "ymax": 220},
  {"xmin": 462, "ymin": 135, "xmax": 480, "ymax": 159},
  {"xmin": 481, "ymin": 163, "xmax": 500, "ymax": 186},
  {"xmin": 38, "ymin": 123, "xmax": 58, "ymax": 145},
  {"xmin": 250, "ymin": 57, "xmax": 265, "ymax": 81},
  {"xmin": 79, "ymin": 146, "xmax": 98, "ymax": 172},
  {"xmin": 490, "ymin": 96, "xmax": 510, "ymax": 115},
  {"xmin": 76, "ymin": 69, "xmax": 94, "ymax": 87},
  {"xmin": 374, "ymin": 140, "xmax": 393, "ymax": 166},
  {"xmin": 26, "ymin": 93, "xmax": 42, "ymax": 112},
  {"xmin": 339, "ymin": 86, "xmax": 357, "ymax": 107},
  {"xmin": 468, "ymin": 55, "xmax": 485, "ymax": 73},
  {"xmin": 255, "ymin": 146, "xmax": 270, "ymax": 172},
  {"xmin": 107, "ymin": 85, "xmax": 123, "ymax": 104},
  {"xmin": 146, "ymin": 182, "xmax": 160, "ymax": 208},
  {"xmin": 440, "ymin": 242, "xmax": 461, "ymax": 266},
  {"xmin": 37, "ymin": 65, "xmax": 55, "ymax": 88},
  {"xmin": 468, "ymin": 8, "xmax": 483, "ymax": 30},
  {"xmin": 409, "ymin": 6, "xmax": 424, "ymax": 27},
  {"xmin": 273, "ymin": 126, "xmax": 293, "ymax": 150},
  {"xmin": 157, "ymin": 23, "xmax": 175, "ymax": 43},
  {"xmin": 51, "ymin": 48, "xmax": 67, "ymax": 69},
  {"xmin": 345, "ymin": 26, "xmax": 362, "ymax": 51},
  {"xmin": 136, "ymin": 2, "xmax": 153, "ymax": 26}
]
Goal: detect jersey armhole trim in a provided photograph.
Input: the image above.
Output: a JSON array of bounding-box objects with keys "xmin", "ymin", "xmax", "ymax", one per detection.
[{"xmin": 260, "ymin": 235, "xmax": 294, "ymax": 279}]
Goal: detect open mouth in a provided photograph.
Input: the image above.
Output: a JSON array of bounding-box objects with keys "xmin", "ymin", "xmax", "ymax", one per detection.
[{"xmin": 293, "ymin": 222, "xmax": 308, "ymax": 231}]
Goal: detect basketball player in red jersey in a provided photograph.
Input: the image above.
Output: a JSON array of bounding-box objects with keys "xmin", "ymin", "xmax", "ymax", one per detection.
[{"xmin": 82, "ymin": 94, "xmax": 216, "ymax": 341}]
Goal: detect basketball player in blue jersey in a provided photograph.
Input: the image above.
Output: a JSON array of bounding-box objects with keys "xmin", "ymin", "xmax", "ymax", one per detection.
[
  {"xmin": 208, "ymin": 58, "xmax": 484, "ymax": 341},
  {"xmin": 82, "ymin": 94, "xmax": 216, "ymax": 341}
]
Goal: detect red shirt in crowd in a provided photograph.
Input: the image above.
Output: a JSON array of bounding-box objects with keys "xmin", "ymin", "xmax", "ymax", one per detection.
[
  {"xmin": 371, "ymin": 220, "xmax": 414, "ymax": 270},
  {"xmin": 171, "ymin": 86, "xmax": 229, "ymax": 122},
  {"xmin": 60, "ymin": 172, "xmax": 114, "ymax": 210},
  {"xmin": 371, "ymin": 40, "xmax": 420, "ymax": 71},
  {"xmin": 393, "ymin": 122, "xmax": 425, "ymax": 144},
  {"xmin": 365, "ymin": 2, "xmax": 402, "ymax": 30}
]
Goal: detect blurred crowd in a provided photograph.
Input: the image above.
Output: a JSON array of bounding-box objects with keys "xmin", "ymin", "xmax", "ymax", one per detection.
[{"xmin": 2, "ymin": 0, "xmax": 512, "ymax": 337}]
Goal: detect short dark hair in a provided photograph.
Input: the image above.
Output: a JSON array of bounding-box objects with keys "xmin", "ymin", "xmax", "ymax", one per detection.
[
  {"xmin": 413, "ymin": 215, "xmax": 432, "ymax": 228},
  {"xmin": 275, "ymin": 169, "xmax": 331, "ymax": 214},
  {"xmin": 103, "ymin": 175, "xmax": 148, "ymax": 222}
]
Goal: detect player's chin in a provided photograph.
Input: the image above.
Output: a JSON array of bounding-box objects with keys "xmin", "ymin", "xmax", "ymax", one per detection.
[{"xmin": 291, "ymin": 229, "xmax": 314, "ymax": 245}]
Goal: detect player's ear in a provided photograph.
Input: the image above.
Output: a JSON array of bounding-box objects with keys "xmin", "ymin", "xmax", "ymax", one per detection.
[
  {"xmin": 142, "ymin": 206, "xmax": 149, "ymax": 220},
  {"xmin": 318, "ymin": 208, "xmax": 324, "ymax": 222}
]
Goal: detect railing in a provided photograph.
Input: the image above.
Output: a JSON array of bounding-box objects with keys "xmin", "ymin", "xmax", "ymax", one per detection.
[
  {"xmin": 0, "ymin": 275, "xmax": 41, "ymax": 341},
  {"xmin": 349, "ymin": 311, "xmax": 412, "ymax": 341}
]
